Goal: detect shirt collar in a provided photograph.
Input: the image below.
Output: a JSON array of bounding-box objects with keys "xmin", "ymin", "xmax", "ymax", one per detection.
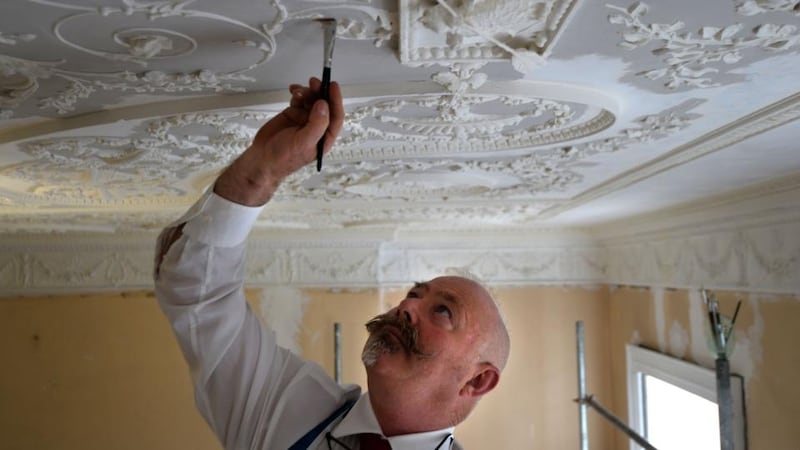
[{"xmin": 330, "ymin": 392, "xmax": 457, "ymax": 450}]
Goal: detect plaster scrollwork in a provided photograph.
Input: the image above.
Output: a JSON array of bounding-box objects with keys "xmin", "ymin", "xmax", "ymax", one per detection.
[
  {"xmin": 400, "ymin": 0, "xmax": 579, "ymax": 66},
  {"xmin": 0, "ymin": 32, "xmax": 37, "ymax": 46},
  {"xmin": 307, "ymin": 99, "xmax": 696, "ymax": 202},
  {"xmin": 28, "ymin": 251, "xmax": 151, "ymax": 287},
  {"xmin": 607, "ymin": 1, "xmax": 800, "ymax": 89},
  {"xmin": 257, "ymin": 202, "xmax": 553, "ymax": 228},
  {"xmin": 747, "ymin": 224, "xmax": 800, "ymax": 280},
  {"xmin": 0, "ymin": 0, "xmax": 393, "ymax": 117},
  {"xmin": 336, "ymin": 64, "xmax": 614, "ymax": 156},
  {"xmin": 604, "ymin": 218, "xmax": 800, "ymax": 292},
  {"xmin": 736, "ymin": 0, "xmax": 800, "ymax": 15},
  {"xmin": 292, "ymin": 249, "xmax": 378, "ymax": 282},
  {"xmin": 0, "ymin": 110, "xmax": 273, "ymax": 204},
  {"xmin": 0, "ymin": 210, "xmax": 181, "ymax": 233}
]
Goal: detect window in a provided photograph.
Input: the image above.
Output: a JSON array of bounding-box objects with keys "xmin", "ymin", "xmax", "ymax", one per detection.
[{"xmin": 626, "ymin": 345, "xmax": 747, "ymax": 450}]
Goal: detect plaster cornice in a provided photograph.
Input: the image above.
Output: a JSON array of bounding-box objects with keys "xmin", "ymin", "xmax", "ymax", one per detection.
[
  {"xmin": 539, "ymin": 91, "xmax": 800, "ymax": 220},
  {"xmin": 1, "ymin": 182, "xmax": 798, "ymax": 295}
]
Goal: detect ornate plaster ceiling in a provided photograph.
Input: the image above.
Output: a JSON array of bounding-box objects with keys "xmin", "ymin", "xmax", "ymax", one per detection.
[{"xmin": 1, "ymin": 0, "xmax": 799, "ymax": 234}]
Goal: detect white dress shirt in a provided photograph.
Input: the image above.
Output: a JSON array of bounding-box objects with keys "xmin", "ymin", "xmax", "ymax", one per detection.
[{"xmin": 154, "ymin": 191, "xmax": 462, "ymax": 450}]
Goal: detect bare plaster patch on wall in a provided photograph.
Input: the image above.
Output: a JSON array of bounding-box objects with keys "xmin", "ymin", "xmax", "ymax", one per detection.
[
  {"xmin": 688, "ymin": 289, "xmax": 715, "ymax": 368},
  {"xmin": 257, "ymin": 286, "xmax": 311, "ymax": 355},
  {"xmin": 687, "ymin": 290, "xmax": 765, "ymax": 389},
  {"xmin": 668, "ymin": 319, "xmax": 689, "ymax": 359},
  {"xmin": 631, "ymin": 329, "xmax": 642, "ymax": 346},
  {"xmin": 653, "ymin": 287, "xmax": 667, "ymax": 352},
  {"xmin": 728, "ymin": 294, "xmax": 765, "ymax": 384}
]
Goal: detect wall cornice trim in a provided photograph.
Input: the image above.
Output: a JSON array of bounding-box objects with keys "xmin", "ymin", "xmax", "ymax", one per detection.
[{"xmin": 1, "ymin": 181, "xmax": 798, "ymax": 296}]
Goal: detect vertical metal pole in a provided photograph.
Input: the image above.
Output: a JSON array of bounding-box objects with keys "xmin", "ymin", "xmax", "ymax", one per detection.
[
  {"xmin": 577, "ymin": 321, "xmax": 589, "ymax": 450},
  {"xmin": 334, "ymin": 322, "xmax": 342, "ymax": 384},
  {"xmin": 716, "ymin": 356, "xmax": 733, "ymax": 450}
]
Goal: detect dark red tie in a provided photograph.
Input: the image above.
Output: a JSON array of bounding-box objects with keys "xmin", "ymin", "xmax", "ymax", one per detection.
[{"xmin": 359, "ymin": 433, "xmax": 392, "ymax": 450}]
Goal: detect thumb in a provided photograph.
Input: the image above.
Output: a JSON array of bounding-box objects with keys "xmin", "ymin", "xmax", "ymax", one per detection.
[{"xmin": 296, "ymin": 99, "xmax": 330, "ymax": 149}]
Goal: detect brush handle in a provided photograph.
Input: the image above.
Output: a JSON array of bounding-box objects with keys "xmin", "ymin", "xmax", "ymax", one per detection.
[{"xmin": 316, "ymin": 66, "xmax": 331, "ymax": 172}]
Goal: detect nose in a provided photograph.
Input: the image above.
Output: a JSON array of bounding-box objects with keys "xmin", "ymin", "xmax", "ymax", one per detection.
[{"xmin": 396, "ymin": 298, "xmax": 419, "ymax": 325}]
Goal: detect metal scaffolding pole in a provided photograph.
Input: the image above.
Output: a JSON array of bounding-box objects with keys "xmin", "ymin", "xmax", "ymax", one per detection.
[
  {"xmin": 575, "ymin": 320, "xmax": 658, "ymax": 450},
  {"xmin": 576, "ymin": 321, "xmax": 588, "ymax": 450},
  {"xmin": 334, "ymin": 322, "xmax": 342, "ymax": 384},
  {"xmin": 716, "ymin": 356, "xmax": 734, "ymax": 450}
]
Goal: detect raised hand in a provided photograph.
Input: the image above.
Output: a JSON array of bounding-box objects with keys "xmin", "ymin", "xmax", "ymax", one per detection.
[{"xmin": 214, "ymin": 77, "xmax": 345, "ymax": 206}]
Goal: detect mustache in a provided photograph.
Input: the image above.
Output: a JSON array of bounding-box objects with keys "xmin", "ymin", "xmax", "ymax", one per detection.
[{"xmin": 364, "ymin": 312, "xmax": 429, "ymax": 358}]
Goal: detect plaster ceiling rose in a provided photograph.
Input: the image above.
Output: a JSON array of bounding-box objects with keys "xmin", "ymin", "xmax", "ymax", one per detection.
[{"xmin": 0, "ymin": 0, "xmax": 799, "ymax": 238}]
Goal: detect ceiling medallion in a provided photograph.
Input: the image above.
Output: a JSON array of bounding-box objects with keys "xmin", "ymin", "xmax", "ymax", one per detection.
[
  {"xmin": 333, "ymin": 63, "xmax": 619, "ymax": 160},
  {"xmin": 0, "ymin": 0, "xmax": 393, "ymax": 118}
]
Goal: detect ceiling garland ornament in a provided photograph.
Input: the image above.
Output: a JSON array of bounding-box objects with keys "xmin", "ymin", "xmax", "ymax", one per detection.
[
  {"xmin": 1, "ymin": 110, "xmax": 275, "ymax": 204},
  {"xmin": 0, "ymin": 93, "xmax": 698, "ymax": 214},
  {"xmin": 399, "ymin": 0, "xmax": 581, "ymax": 67},
  {"xmin": 275, "ymin": 99, "xmax": 701, "ymax": 203},
  {"xmin": 735, "ymin": 0, "xmax": 800, "ymax": 15},
  {"xmin": 607, "ymin": 1, "xmax": 800, "ymax": 89},
  {"xmin": 0, "ymin": 0, "xmax": 393, "ymax": 118}
]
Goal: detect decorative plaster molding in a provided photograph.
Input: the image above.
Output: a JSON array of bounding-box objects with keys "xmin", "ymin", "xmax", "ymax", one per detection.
[
  {"xmin": 0, "ymin": 231, "xmax": 606, "ymax": 294},
  {"xmin": 399, "ymin": 0, "xmax": 580, "ymax": 66},
  {"xmin": 258, "ymin": 202, "xmax": 556, "ymax": 228},
  {"xmin": 0, "ymin": 91, "xmax": 696, "ymax": 227},
  {"xmin": 541, "ymin": 91, "xmax": 800, "ymax": 220},
  {"xmin": 0, "ymin": 32, "xmax": 37, "ymax": 46},
  {"xmin": 0, "ymin": 0, "xmax": 393, "ymax": 118},
  {"xmin": 608, "ymin": 1, "xmax": 800, "ymax": 89},
  {"xmin": 333, "ymin": 77, "xmax": 619, "ymax": 160},
  {"xmin": 736, "ymin": 0, "xmax": 800, "ymax": 15},
  {"xmin": 602, "ymin": 220, "xmax": 800, "ymax": 294},
  {"xmin": 1, "ymin": 189, "xmax": 799, "ymax": 295},
  {"xmin": 0, "ymin": 110, "xmax": 274, "ymax": 205}
]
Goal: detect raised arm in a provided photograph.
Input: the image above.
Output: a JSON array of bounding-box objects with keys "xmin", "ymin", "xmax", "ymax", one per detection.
[{"xmin": 153, "ymin": 79, "xmax": 346, "ymax": 449}]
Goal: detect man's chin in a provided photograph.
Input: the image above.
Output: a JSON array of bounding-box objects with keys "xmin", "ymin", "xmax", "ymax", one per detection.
[{"xmin": 362, "ymin": 335, "xmax": 404, "ymax": 368}]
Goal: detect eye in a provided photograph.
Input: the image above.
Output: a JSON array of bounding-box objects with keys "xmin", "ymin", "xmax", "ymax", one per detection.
[
  {"xmin": 406, "ymin": 290, "xmax": 420, "ymax": 299},
  {"xmin": 434, "ymin": 304, "xmax": 452, "ymax": 319}
]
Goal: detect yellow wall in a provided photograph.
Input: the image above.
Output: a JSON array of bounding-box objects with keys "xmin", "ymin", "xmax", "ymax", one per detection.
[
  {"xmin": 0, "ymin": 285, "xmax": 613, "ymax": 449},
  {"xmin": 0, "ymin": 291, "xmax": 218, "ymax": 450},
  {"xmin": 8, "ymin": 284, "xmax": 794, "ymax": 449},
  {"xmin": 607, "ymin": 287, "xmax": 800, "ymax": 450}
]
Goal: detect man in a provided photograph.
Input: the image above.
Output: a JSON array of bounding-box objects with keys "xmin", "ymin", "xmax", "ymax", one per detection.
[{"xmin": 154, "ymin": 78, "xmax": 510, "ymax": 449}]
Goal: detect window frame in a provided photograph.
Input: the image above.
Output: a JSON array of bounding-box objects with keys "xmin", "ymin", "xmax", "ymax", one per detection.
[{"xmin": 626, "ymin": 344, "xmax": 747, "ymax": 450}]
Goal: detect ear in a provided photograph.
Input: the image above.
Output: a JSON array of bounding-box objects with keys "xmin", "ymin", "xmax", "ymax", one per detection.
[{"xmin": 460, "ymin": 363, "xmax": 500, "ymax": 398}]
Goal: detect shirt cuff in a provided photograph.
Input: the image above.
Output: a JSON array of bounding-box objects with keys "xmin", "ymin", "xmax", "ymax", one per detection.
[{"xmin": 179, "ymin": 191, "xmax": 264, "ymax": 247}]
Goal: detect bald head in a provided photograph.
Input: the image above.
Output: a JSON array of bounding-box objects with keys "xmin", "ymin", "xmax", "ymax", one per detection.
[{"xmin": 429, "ymin": 276, "xmax": 510, "ymax": 373}]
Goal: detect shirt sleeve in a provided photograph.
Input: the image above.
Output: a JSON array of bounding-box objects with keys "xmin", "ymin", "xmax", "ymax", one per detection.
[{"xmin": 153, "ymin": 191, "xmax": 345, "ymax": 449}]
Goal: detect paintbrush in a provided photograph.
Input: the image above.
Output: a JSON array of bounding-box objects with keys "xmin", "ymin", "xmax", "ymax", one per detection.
[{"xmin": 315, "ymin": 18, "xmax": 337, "ymax": 172}]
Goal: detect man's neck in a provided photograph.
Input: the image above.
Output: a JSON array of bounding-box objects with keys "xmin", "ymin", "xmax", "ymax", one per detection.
[{"xmin": 366, "ymin": 382, "xmax": 456, "ymax": 437}]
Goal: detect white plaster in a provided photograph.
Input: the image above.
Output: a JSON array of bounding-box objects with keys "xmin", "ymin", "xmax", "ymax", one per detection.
[
  {"xmin": 256, "ymin": 285, "xmax": 312, "ymax": 355},
  {"xmin": 630, "ymin": 329, "xmax": 642, "ymax": 346},
  {"xmin": 668, "ymin": 319, "xmax": 689, "ymax": 359},
  {"xmin": 688, "ymin": 288, "xmax": 765, "ymax": 392},
  {"xmin": 688, "ymin": 289, "xmax": 715, "ymax": 369},
  {"xmin": 653, "ymin": 287, "xmax": 667, "ymax": 352},
  {"xmin": 728, "ymin": 293, "xmax": 764, "ymax": 384}
]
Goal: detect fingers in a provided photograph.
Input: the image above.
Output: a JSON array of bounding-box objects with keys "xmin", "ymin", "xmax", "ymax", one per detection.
[
  {"xmin": 288, "ymin": 78, "xmax": 323, "ymax": 109},
  {"xmin": 295, "ymin": 99, "xmax": 330, "ymax": 150},
  {"xmin": 282, "ymin": 105, "xmax": 309, "ymax": 124}
]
